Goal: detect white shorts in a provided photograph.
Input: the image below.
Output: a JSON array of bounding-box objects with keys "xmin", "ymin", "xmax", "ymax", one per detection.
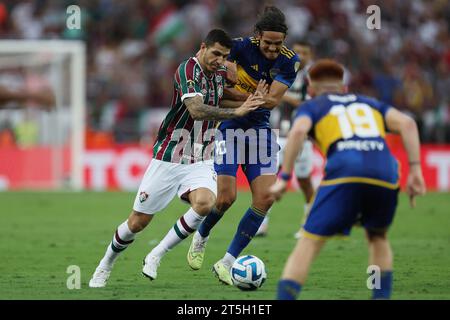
[
  {"xmin": 133, "ymin": 159, "xmax": 217, "ymax": 215},
  {"xmin": 277, "ymin": 138, "xmax": 313, "ymax": 178}
]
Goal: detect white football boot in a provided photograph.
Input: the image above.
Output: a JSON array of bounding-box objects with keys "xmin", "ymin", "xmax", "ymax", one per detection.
[
  {"xmin": 89, "ymin": 267, "xmax": 111, "ymax": 288},
  {"xmin": 142, "ymin": 254, "xmax": 161, "ymax": 280}
]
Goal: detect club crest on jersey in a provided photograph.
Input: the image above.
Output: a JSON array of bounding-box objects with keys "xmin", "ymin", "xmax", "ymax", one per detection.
[
  {"xmin": 270, "ymin": 68, "xmax": 280, "ymax": 79},
  {"xmin": 139, "ymin": 191, "xmax": 149, "ymax": 203},
  {"xmin": 186, "ymin": 80, "xmax": 195, "ymax": 89},
  {"xmin": 216, "ymin": 75, "xmax": 222, "ymax": 83}
]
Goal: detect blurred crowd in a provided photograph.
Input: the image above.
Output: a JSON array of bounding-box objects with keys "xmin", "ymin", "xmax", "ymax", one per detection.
[{"xmin": 0, "ymin": 0, "xmax": 449, "ymax": 145}]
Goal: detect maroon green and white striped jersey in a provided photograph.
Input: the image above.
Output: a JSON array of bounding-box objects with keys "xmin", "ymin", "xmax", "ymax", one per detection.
[{"xmin": 153, "ymin": 57, "xmax": 226, "ymax": 163}]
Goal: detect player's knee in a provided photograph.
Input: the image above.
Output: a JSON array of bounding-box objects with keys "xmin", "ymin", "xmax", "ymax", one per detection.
[
  {"xmin": 216, "ymin": 194, "xmax": 236, "ymax": 213},
  {"xmin": 191, "ymin": 194, "xmax": 216, "ymax": 216}
]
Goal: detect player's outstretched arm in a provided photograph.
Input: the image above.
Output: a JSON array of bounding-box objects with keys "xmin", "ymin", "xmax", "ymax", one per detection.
[
  {"xmin": 281, "ymin": 91, "xmax": 301, "ymax": 108},
  {"xmin": 269, "ymin": 116, "xmax": 312, "ymax": 200},
  {"xmin": 385, "ymin": 108, "xmax": 426, "ymax": 207},
  {"xmin": 223, "ymin": 87, "xmax": 250, "ymax": 101},
  {"xmin": 281, "ymin": 116, "xmax": 312, "ymax": 173},
  {"xmin": 259, "ymin": 80, "xmax": 289, "ymax": 110},
  {"xmin": 223, "ymin": 79, "xmax": 269, "ymax": 102},
  {"xmin": 221, "ymin": 80, "xmax": 269, "ymax": 108},
  {"xmin": 184, "ymin": 93, "xmax": 263, "ymax": 121}
]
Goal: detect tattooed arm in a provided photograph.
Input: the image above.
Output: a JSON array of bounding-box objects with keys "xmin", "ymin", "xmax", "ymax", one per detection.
[{"xmin": 184, "ymin": 93, "xmax": 264, "ymax": 121}]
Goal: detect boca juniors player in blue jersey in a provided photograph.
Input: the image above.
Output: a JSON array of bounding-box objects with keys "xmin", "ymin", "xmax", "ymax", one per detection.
[
  {"xmin": 186, "ymin": 6, "xmax": 301, "ymax": 285},
  {"xmin": 270, "ymin": 59, "xmax": 426, "ymax": 299}
]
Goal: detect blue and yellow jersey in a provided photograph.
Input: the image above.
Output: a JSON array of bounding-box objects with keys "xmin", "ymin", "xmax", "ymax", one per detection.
[
  {"xmin": 220, "ymin": 37, "xmax": 300, "ymax": 130},
  {"xmin": 296, "ymin": 93, "xmax": 399, "ymax": 188}
]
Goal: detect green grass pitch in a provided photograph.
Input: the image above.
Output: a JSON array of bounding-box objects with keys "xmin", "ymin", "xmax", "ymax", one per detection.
[{"xmin": 0, "ymin": 191, "xmax": 449, "ymax": 300}]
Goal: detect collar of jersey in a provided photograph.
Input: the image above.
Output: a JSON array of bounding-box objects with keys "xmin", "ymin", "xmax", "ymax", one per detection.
[{"xmin": 193, "ymin": 57, "xmax": 214, "ymax": 80}]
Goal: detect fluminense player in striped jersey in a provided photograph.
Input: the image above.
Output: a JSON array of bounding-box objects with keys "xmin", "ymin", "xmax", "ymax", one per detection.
[{"xmin": 89, "ymin": 29, "xmax": 266, "ymax": 288}]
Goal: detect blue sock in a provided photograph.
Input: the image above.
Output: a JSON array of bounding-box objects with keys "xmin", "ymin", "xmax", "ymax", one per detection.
[
  {"xmin": 277, "ymin": 279, "xmax": 302, "ymax": 300},
  {"xmin": 197, "ymin": 207, "xmax": 223, "ymax": 238},
  {"xmin": 372, "ymin": 271, "xmax": 393, "ymax": 299},
  {"xmin": 227, "ymin": 206, "xmax": 265, "ymax": 257}
]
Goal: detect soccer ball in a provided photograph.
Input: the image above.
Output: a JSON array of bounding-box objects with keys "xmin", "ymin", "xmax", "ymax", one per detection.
[{"xmin": 230, "ymin": 255, "xmax": 267, "ymax": 291}]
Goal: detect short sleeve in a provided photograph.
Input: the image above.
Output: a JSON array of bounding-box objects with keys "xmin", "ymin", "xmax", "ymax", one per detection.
[
  {"xmin": 295, "ymin": 100, "xmax": 315, "ymax": 124},
  {"xmin": 175, "ymin": 60, "xmax": 203, "ymax": 102},
  {"xmin": 274, "ymin": 54, "xmax": 301, "ymax": 88},
  {"xmin": 363, "ymin": 96, "xmax": 393, "ymax": 117},
  {"xmin": 375, "ymin": 101, "xmax": 393, "ymax": 117}
]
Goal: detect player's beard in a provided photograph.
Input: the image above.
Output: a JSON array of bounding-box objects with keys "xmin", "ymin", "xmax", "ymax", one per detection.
[
  {"xmin": 199, "ymin": 55, "xmax": 214, "ymax": 75},
  {"xmin": 206, "ymin": 60, "xmax": 219, "ymax": 74}
]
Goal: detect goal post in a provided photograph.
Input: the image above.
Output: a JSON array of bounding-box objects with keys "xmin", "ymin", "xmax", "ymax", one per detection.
[{"xmin": 0, "ymin": 40, "xmax": 86, "ymax": 190}]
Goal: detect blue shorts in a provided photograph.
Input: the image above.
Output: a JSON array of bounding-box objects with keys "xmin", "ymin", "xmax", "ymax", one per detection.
[
  {"xmin": 214, "ymin": 127, "xmax": 279, "ymax": 183},
  {"xmin": 302, "ymin": 183, "xmax": 399, "ymax": 239}
]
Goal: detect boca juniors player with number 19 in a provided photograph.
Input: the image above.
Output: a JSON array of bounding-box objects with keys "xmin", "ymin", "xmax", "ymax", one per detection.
[{"xmin": 270, "ymin": 59, "xmax": 426, "ymax": 300}]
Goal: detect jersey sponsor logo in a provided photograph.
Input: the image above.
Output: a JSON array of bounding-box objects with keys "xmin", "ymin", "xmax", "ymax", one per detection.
[
  {"xmin": 236, "ymin": 65, "xmax": 258, "ymax": 93},
  {"xmin": 336, "ymin": 140, "xmax": 385, "ymax": 152},
  {"xmin": 251, "ymin": 64, "xmax": 259, "ymax": 71},
  {"xmin": 236, "ymin": 79, "xmax": 255, "ymax": 93},
  {"xmin": 139, "ymin": 191, "xmax": 149, "ymax": 203}
]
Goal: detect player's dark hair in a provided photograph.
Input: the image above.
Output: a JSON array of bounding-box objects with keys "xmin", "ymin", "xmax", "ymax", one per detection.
[
  {"xmin": 308, "ymin": 59, "xmax": 344, "ymax": 82},
  {"xmin": 204, "ymin": 29, "xmax": 233, "ymax": 49},
  {"xmin": 254, "ymin": 6, "xmax": 288, "ymax": 35}
]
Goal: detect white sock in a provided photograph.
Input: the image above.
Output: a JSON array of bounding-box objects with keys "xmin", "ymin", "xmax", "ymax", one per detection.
[
  {"xmin": 261, "ymin": 215, "xmax": 269, "ymax": 225},
  {"xmin": 99, "ymin": 220, "xmax": 136, "ymax": 270},
  {"xmin": 150, "ymin": 208, "xmax": 205, "ymax": 258},
  {"xmin": 222, "ymin": 252, "xmax": 236, "ymax": 269},
  {"xmin": 194, "ymin": 231, "xmax": 209, "ymax": 242}
]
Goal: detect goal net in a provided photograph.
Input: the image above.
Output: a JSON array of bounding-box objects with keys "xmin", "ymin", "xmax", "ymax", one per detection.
[{"xmin": 0, "ymin": 40, "xmax": 86, "ymax": 190}]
